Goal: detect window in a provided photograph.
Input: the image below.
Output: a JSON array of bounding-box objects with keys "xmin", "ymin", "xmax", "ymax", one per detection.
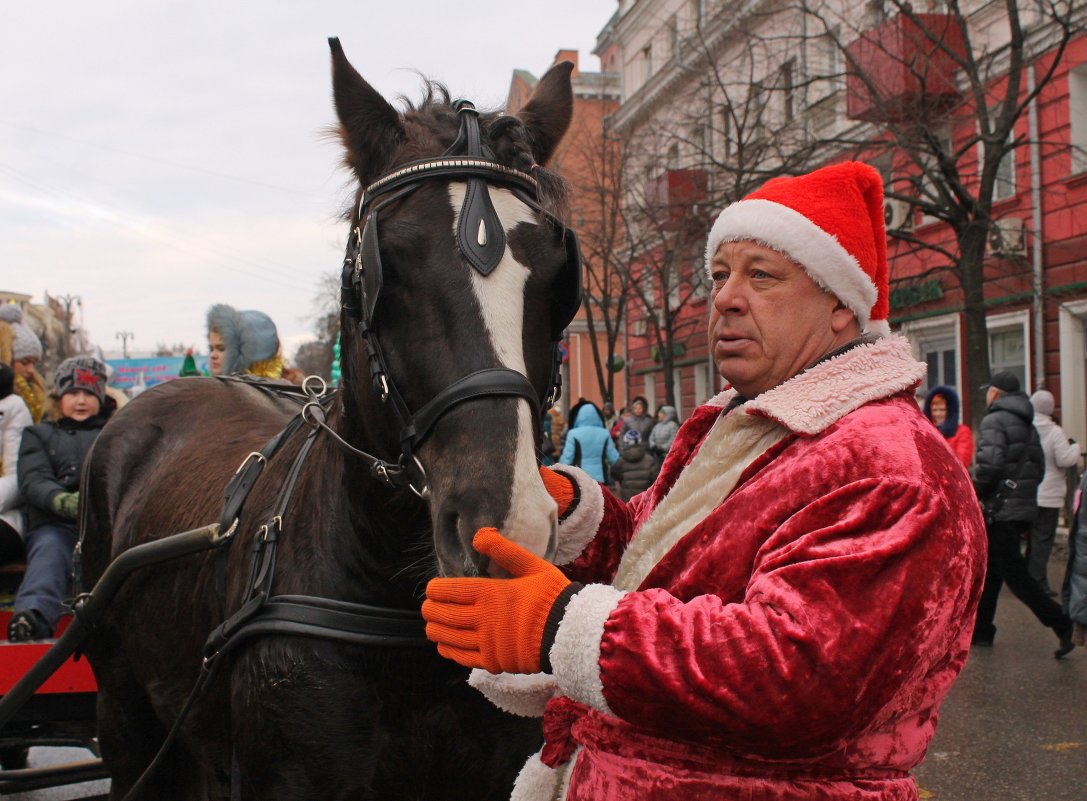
[
  {"xmin": 992, "ymin": 135, "xmax": 1016, "ymax": 200},
  {"xmin": 781, "ymin": 60, "xmax": 796, "ymax": 124},
  {"xmin": 897, "ymin": 312, "xmax": 960, "ymax": 398},
  {"xmin": 720, "ymin": 103, "xmax": 733, "ymax": 160},
  {"xmin": 989, "ymin": 328, "xmax": 1026, "ymax": 389},
  {"xmin": 920, "ymin": 123, "xmax": 953, "ymax": 225},
  {"xmin": 694, "ymin": 362, "xmax": 711, "ymax": 406},
  {"xmin": 642, "ymin": 44, "xmax": 653, "ymax": 83},
  {"xmin": 1070, "ymin": 63, "xmax": 1087, "ymax": 174},
  {"xmin": 987, "ymin": 310, "xmax": 1030, "ymax": 392},
  {"xmin": 643, "ymin": 374, "xmax": 657, "ymax": 413}
]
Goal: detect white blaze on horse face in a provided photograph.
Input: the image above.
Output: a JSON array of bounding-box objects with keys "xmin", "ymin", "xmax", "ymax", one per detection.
[{"xmin": 448, "ymin": 183, "xmax": 558, "ymax": 561}]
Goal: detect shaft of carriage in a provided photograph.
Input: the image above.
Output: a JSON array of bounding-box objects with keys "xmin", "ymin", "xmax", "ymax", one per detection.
[{"xmin": 0, "ymin": 523, "xmax": 225, "ymax": 730}]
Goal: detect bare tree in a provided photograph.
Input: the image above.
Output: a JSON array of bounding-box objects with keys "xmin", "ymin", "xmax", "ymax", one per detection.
[
  {"xmin": 291, "ymin": 271, "xmax": 341, "ymax": 379},
  {"xmin": 800, "ymin": 0, "xmax": 1082, "ymax": 425}
]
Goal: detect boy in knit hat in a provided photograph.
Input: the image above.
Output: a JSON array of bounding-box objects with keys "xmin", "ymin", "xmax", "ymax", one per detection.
[
  {"xmin": 8, "ymin": 356, "xmax": 113, "ymax": 641},
  {"xmin": 0, "ymin": 305, "xmax": 47, "ymax": 423},
  {"xmin": 422, "ymin": 162, "xmax": 988, "ymax": 801}
]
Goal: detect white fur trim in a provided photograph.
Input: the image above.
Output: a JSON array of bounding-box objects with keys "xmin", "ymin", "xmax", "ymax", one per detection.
[
  {"xmin": 705, "ymin": 198, "xmax": 877, "ymax": 328},
  {"xmin": 467, "ymin": 670, "xmax": 558, "ymax": 718},
  {"xmin": 748, "ymin": 334, "xmax": 923, "ymax": 435},
  {"xmin": 550, "ymin": 584, "xmax": 624, "ymax": 716},
  {"xmin": 548, "ymin": 466, "xmax": 605, "ymax": 566},
  {"xmin": 511, "ymin": 749, "xmax": 564, "ymax": 801},
  {"xmin": 865, "ymin": 318, "xmax": 891, "ymax": 337}
]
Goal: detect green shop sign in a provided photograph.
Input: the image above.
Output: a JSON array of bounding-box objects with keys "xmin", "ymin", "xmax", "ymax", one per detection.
[{"xmin": 889, "ymin": 280, "xmax": 943, "ymax": 311}]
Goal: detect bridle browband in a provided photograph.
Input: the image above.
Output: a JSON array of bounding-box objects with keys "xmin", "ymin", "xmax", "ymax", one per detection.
[{"xmin": 337, "ymin": 100, "xmax": 580, "ymax": 498}]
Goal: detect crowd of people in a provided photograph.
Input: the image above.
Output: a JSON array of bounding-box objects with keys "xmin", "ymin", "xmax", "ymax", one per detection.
[
  {"xmin": 542, "ymin": 395, "xmax": 681, "ymax": 500},
  {"xmin": 0, "ymin": 301, "xmax": 295, "ymax": 641}
]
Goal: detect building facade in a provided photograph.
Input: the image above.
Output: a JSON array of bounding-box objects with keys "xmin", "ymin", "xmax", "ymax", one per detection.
[{"xmin": 592, "ymin": 0, "xmax": 1087, "ymax": 440}]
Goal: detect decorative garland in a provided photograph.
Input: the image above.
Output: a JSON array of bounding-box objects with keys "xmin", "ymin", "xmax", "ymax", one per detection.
[
  {"xmin": 246, "ymin": 355, "xmax": 284, "ymax": 380},
  {"xmin": 15, "ymin": 371, "xmax": 46, "ymax": 424}
]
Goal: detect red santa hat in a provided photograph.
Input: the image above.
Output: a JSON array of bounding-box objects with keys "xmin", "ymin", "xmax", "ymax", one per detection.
[{"xmin": 704, "ymin": 161, "xmax": 890, "ymax": 337}]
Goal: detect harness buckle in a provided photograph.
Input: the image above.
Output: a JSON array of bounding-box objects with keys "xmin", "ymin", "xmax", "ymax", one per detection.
[{"xmin": 234, "ymin": 452, "xmax": 266, "ymax": 475}]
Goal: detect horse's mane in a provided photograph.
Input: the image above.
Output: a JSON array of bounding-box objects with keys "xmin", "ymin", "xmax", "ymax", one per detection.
[{"xmin": 338, "ymin": 79, "xmax": 568, "ymax": 222}]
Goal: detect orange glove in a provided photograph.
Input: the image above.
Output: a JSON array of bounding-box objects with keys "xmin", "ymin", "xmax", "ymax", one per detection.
[
  {"xmin": 539, "ymin": 466, "xmax": 578, "ymax": 520},
  {"xmin": 423, "ymin": 527, "xmax": 581, "ymax": 674}
]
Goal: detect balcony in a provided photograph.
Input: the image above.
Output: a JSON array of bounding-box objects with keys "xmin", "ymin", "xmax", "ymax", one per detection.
[
  {"xmin": 645, "ymin": 169, "xmax": 708, "ymax": 227},
  {"xmin": 846, "ymin": 14, "xmax": 965, "ymax": 122}
]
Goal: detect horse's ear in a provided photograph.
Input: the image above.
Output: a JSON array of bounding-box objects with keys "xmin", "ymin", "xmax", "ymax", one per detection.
[
  {"xmin": 515, "ymin": 61, "xmax": 574, "ymax": 166},
  {"xmin": 329, "ymin": 37, "xmax": 404, "ymax": 184}
]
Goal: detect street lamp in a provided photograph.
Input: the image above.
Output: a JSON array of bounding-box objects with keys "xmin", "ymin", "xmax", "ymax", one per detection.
[{"xmin": 116, "ymin": 331, "xmax": 134, "ymax": 359}]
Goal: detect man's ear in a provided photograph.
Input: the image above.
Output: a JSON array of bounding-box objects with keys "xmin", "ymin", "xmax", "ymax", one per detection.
[{"xmin": 830, "ymin": 301, "xmax": 860, "ymax": 335}]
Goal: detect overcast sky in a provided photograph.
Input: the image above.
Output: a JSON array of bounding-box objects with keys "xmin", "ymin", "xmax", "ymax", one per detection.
[{"xmin": 0, "ymin": 1, "xmax": 617, "ymax": 358}]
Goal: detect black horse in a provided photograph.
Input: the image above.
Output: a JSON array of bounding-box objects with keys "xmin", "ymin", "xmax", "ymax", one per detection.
[{"xmin": 79, "ymin": 39, "xmax": 578, "ymax": 800}]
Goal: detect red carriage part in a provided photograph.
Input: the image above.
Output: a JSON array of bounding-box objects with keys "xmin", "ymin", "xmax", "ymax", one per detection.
[{"xmin": 0, "ymin": 612, "xmax": 98, "ymax": 695}]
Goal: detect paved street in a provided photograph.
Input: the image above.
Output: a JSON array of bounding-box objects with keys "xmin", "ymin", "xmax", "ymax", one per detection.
[{"xmin": 913, "ymin": 559, "xmax": 1087, "ymax": 801}]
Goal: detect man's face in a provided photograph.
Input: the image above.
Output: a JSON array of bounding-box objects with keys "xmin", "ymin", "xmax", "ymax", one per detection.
[
  {"xmin": 707, "ymin": 240, "xmax": 859, "ymax": 399},
  {"xmin": 986, "ymin": 386, "xmax": 1000, "ymax": 407},
  {"xmin": 930, "ymin": 396, "xmax": 948, "ymax": 425},
  {"xmin": 13, "ymin": 357, "xmax": 37, "ymax": 380}
]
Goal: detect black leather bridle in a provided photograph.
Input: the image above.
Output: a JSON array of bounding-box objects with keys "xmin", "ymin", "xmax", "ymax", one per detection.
[{"xmin": 336, "ymin": 101, "xmax": 582, "ymax": 498}]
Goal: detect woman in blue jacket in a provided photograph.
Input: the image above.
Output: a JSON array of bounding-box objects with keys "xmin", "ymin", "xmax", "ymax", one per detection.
[{"xmin": 559, "ymin": 400, "xmax": 619, "ymax": 485}]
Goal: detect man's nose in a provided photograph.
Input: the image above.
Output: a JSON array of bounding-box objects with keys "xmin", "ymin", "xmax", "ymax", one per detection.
[{"xmin": 712, "ymin": 275, "xmax": 747, "ymax": 314}]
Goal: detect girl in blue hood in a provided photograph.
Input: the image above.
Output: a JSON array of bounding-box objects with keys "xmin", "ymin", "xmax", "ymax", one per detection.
[{"xmin": 923, "ymin": 385, "xmax": 973, "ymax": 468}]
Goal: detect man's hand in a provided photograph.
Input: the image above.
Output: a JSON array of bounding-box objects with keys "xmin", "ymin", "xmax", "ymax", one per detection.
[
  {"xmin": 51, "ymin": 492, "xmax": 79, "ymax": 520},
  {"xmin": 423, "ymin": 527, "xmax": 578, "ymax": 674},
  {"xmin": 539, "ymin": 466, "xmax": 577, "ymax": 519}
]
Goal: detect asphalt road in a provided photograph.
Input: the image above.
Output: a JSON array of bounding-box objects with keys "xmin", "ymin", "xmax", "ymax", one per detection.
[{"xmin": 912, "ymin": 560, "xmax": 1087, "ymax": 801}]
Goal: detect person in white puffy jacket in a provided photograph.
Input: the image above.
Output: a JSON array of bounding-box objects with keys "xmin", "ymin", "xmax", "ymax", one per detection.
[
  {"xmin": 1029, "ymin": 390, "xmax": 1081, "ymax": 596},
  {"xmin": 0, "ymin": 363, "xmax": 32, "ymax": 564}
]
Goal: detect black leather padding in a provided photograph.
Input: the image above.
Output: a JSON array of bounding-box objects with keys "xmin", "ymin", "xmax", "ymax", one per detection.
[{"xmin": 457, "ymin": 176, "xmax": 507, "ymax": 276}]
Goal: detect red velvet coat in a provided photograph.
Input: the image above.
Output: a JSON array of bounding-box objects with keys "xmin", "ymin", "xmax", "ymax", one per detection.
[{"xmin": 509, "ymin": 336, "xmax": 986, "ymax": 801}]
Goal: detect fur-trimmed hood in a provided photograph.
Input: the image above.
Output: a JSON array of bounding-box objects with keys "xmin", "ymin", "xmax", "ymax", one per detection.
[{"xmin": 206, "ymin": 304, "xmax": 280, "ymax": 375}]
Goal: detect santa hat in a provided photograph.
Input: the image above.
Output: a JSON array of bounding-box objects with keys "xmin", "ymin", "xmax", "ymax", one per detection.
[
  {"xmin": 704, "ymin": 161, "xmax": 890, "ymax": 337},
  {"xmin": 0, "ymin": 305, "xmax": 44, "ymax": 362}
]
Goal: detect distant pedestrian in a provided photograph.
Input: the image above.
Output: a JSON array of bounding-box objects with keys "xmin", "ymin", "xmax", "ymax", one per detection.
[
  {"xmin": 0, "ymin": 363, "xmax": 32, "ymax": 565},
  {"xmin": 601, "ymin": 401, "xmax": 617, "ymax": 434},
  {"xmin": 206, "ymin": 304, "xmax": 284, "ymax": 379},
  {"xmin": 972, "ymin": 371, "xmax": 1075, "ymax": 658},
  {"xmin": 609, "ymin": 429, "xmax": 658, "ymax": 501},
  {"xmin": 539, "ymin": 413, "xmax": 556, "ymax": 466},
  {"xmin": 923, "ymin": 385, "xmax": 973, "ymax": 469},
  {"xmin": 617, "ymin": 395, "xmax": 654, "ymax": 451},
  {"xmin": 1063, "ymin": 470, "xmax": 1087, "ymax": 648},
  {"xmin": 558, "ymin": 400, "xmax": 619, "ymax": 485},
  {"xmin": 8, "ymin": 357, "xmax": 115, "ymax": 641},
  {"xmin": 1028, "ymin": 390, "xmax": 1080, "ymax": 596},
  {"xmin": 0, "ymin": 306, "xmax": 46, "ymax": 424},
  {"xmin": 647, "ymin": 404, "xmax": 680, "ymax": 462}
]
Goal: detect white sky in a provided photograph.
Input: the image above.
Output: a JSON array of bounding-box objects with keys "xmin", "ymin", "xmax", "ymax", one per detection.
[{"xmin": 0, "ymin": 1, "xmax": 616, "ymax": 358}]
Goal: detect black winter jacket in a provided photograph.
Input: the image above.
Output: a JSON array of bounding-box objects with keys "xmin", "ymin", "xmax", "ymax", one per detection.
[
  {"xmin": 609, "ymin": 443, "xmax": 659, "ymax": 502},
  {"xmin": 972, "ymin": 392, "xmax": 1044, "ymax": 522},
  {"xmin": 18, "ymin": 414, "xmax": 108, "ymax": 531}
]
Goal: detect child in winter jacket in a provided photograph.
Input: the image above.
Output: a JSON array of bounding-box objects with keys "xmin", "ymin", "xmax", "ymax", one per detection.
[
  {"xmin": 610, "ymin": 429, "xmax": 659, "ymax": 502},
  {"xmin": 8, "ymin": 356, "xmax": 113, "ymax": 642}
]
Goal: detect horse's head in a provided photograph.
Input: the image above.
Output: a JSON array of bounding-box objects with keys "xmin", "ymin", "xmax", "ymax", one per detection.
[{"xmin": 329, "ymin": 39, "xmax": 579, "ymax": 578}]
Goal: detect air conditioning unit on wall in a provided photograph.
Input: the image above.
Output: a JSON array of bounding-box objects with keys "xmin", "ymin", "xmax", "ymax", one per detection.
[
  {"xmin": 988, "ymin": 217, "xmax": 1027, "ymax": 258},
  {"xmin": 883, "ymin": 198, "xmax": 913, "ymax": 231}
]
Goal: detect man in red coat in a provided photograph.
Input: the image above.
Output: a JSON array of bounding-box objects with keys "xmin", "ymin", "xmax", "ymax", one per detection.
[{"xmin": 423, "ymin": 162, "xmax": 987, "ymax": 801}]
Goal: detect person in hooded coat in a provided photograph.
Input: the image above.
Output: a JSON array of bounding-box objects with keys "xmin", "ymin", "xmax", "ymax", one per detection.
[
  {"xmin": 205, "ymin": 304, "xmax": 284, "ymax": 379},
  {"xmin": 0, "ymin": 363, "xmax": 32, "ymax": 564},
  {"xmin": 617, "ymin": 396, "xmax": 654, "ymax": 451},
  {"xmin": 559, "ymin": 400, "xmax": 620, "ymax": 485},
  {"xmin": 647, "ymin": 405, "xmax": 680, "ymax": 462},
  {"xmin": 922, "ymin": 385, "xmax": 973, "ymax": 468}
]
